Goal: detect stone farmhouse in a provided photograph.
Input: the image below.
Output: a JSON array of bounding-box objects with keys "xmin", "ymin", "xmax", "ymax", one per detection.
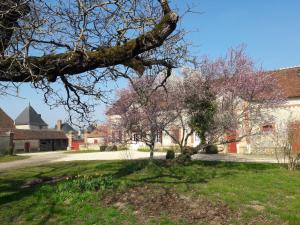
[
  {"xmin": 0, "ymin": 105, "xmax": 68, "ymax": 153},
  {"xmin": 105, "ymin": 66, "xmax": 300, "ymax": 155},
  {"xmin": 236, "ymin": 66, "xmax": 300, "ymax": 155}
]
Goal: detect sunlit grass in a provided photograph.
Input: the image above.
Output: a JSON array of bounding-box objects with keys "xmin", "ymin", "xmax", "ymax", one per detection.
[{"xmin": 0, "ymin": 160, "xmax": 299, "ymax": 224}]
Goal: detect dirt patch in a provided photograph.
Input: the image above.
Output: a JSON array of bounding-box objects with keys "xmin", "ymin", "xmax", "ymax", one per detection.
[
  {"xmin": 21, "ymin": 176, "xmax": 69, "ymax": 188},
  {"xmin": 103, "ymin": 186, "xmax": 236, "ymax": 224}
]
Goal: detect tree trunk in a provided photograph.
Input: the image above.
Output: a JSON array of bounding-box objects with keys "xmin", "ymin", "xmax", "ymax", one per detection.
[{"xmin": 150, "ymin": 148, "xmax": 154, "ymax": 161}]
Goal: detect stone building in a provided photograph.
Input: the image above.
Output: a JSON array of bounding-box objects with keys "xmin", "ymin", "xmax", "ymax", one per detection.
[{"xmin": 0, "ymin": 105, "xmax": 68, "ymax": 152}]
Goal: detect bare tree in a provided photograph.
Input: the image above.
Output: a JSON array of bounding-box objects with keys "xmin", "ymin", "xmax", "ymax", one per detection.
[
  {"xmin": 271, "ymin": 120, "xmax": 300, "ymax": 171},
  {"xmin": 0, "ymin": 0, "xmax": 184, "ymax": 123}
]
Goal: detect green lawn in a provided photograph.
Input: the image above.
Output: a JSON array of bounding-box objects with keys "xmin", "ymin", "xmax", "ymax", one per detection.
[
  {"xmin": 0, "ymin": 160, "xmax": 299, "ymax": 225},
  {"xmin": 0, "ymin": 155, "xmax": 30, "ymax": 163}
]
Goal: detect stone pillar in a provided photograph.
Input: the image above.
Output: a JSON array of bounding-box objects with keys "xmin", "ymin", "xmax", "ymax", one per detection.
[
  {"xmin": 67, "ymin": 132, "xmax": 73, "ymax": 150},
  {"xmin": 56, "ymin": 120, "xmax": 62, "ymax": 131}
]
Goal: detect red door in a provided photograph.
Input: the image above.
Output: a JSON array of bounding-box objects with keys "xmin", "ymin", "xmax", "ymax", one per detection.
[
  {"xmin": 71, "ymin": 140, "xmax": 84, "ymax": 150},
  {"xmin": 289, "ymin": 122, "xmax": 300, "ymax": 154},
  {"xmin": 24, "ymin": 142, "xmax": 30, "ymax": 152},
  {"xmin": 226, "ymin": 133, "xmax": 237, "ymax": 154}
]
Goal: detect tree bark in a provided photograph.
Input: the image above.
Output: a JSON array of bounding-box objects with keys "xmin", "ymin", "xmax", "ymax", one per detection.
[
  {"xmin": 0, "ymin": 0, "xmax": 30, "ymax": 55},
  {"xmin": 0, "ymin": 0, "xmax": 178, "ymax": 82}
]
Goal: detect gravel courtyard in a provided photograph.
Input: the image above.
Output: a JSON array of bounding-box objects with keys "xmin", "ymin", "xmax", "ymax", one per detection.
[{"xmin": 0, "ymin": 150, "xmax": 282, "ymax": 171}]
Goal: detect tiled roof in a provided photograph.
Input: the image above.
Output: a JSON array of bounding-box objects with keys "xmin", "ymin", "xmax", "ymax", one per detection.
[
  {"xmin": 15, "ymin": 105, "xmax": 48, "ymax": 126},
  {"xmin": 0, "ymin": 108, "xmax": 14, "ymax": 129},
  {"xmin": 86, "ymin": 124, "xmax": 110, "ymax": 138},
  {"xmin": 269, "ymin": 66, "xmax": 300, "ymax": 98},
  {"xmin": 0, "ymin": 129, "xmax": 67, "ymax": 140},
  {"xmin": 61, "ymin": 123, "xmax": 76, "ymax": 133},
  {"xmin": 87, "ymin": 129, "xmax": 106, "ymax": 138}
]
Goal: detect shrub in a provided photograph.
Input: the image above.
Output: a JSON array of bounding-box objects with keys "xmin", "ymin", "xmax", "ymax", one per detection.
[
  {"xmin": 176, "ymin": 153, "xmax": 191, "ymax": 165},
  {"xmin": 166, "ymin": 150, "xmax": 175, "ymax": 160},
  {"xmin": 110, "ymin": 145, "xmax": 118, "ymax": 151},
  {"xmin": 183, "ymin": 146, "xmax": 198, "ymax": 155},
  {"xmin": 204, "ymin": 145, "xmax": 218, "ymax": 154},
  {"xmin": 117, "ymin": 145, "xmax": 128, "ymax": 151},
  {"xmin": 137, "ymin": 147, "xmax": 150, "ymax": 152},
  {"xmin": 100, "ymin": 145, "xmax": 108, "ymax": 151},
  {"xmin": 57, "ymin": 175, "xmax": 115, "ymax": 192},
  {"xmin": 100, "ymin": 145, "xmax": 118, "ymax": 151}
]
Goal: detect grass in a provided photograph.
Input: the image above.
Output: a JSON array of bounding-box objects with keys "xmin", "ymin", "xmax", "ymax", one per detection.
[
  {"xmin": 0, "ymin": 160, "xmax": 299, "ymax": 224},
  {"xmin": 0, "ymin": 155, "xmax": 30, "ymax": 163}
]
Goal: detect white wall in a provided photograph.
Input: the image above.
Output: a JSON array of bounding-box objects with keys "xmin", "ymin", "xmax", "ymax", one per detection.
[
  {"xmin": 86, "ymin": 137, "xmax": 105, "ymax": 145},
  {"xmin": 241, "ymin": 98, "xmax": 300, "ymax": 154},
  {"xmin": 14, "ymin": 140, "xmax": 40, "ymax": 152},
  {"xmin": 15, "ymin": 125, "xmax": 48, "ymax": 130}
]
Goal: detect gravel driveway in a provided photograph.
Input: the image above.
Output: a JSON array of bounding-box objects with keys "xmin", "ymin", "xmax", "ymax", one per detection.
[
  {"xmin": 0, "ymin": 150, "xmax": 166, "ymax": 171},
  {"xmin": 0, "ymin": 151, "xmax": 281, "ymax": 172}
]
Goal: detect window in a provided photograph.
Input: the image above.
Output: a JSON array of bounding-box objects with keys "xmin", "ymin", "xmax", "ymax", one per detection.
[
  {"xmin": 261, "ymin": 124, "xmax": 274, "ymax": 132},
  {"xmin": 156, "ymin": 131, "xmax": 162, "ymax": 143},
  {"xmin": 133, "ymin": 134, "xmax": 139, "ymax": 142}
]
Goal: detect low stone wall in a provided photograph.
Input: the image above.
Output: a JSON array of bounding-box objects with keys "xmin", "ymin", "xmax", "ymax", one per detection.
[{"xmin": 79, "ymin": 144, "xmax": 100, "ymax": 151}]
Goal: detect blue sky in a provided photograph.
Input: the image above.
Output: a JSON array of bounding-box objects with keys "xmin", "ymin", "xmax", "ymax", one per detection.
[{"xmin": 1, "ymin": 0, "xmax": 300, "ymax": 126}]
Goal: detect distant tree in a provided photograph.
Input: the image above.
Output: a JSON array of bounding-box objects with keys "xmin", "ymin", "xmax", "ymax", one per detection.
[{"xmin": 0, "ymin": 0, "xmax": 184, "ymax": 122}]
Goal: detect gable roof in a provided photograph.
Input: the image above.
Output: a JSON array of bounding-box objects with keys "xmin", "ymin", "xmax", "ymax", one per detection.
[
  {"xmin": 269, "ymin": 66, "xmax": 300, "ymax": 98},
  {"xmin": 0, "ymin": 108, "xmax": 15, "ymax": 129},
  {"xmin": 61, "ymin": 123, "xmax": 76, "ymax": 133},
  {"xmin": 15, "ymin": 105, "xmax": 48, "ymax": 126}
]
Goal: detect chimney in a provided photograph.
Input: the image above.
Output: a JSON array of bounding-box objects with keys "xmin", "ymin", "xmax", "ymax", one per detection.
[{"xmin": 56, "ymin": 120, "xmax": 62, "ymax": 131}]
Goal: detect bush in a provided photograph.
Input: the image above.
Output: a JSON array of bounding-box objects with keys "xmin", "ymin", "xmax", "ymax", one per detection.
[
  {"xmin": 100, "ymin": 145, "xmax": 108, "ymax": 151},
  {"xmin": 110, "ymin": 145, "xmax": 118, "ymax": 151},
  {"xmin": 183, "ymin": 146, "xmax": 198, "ymax": 155},
  {"xmin": 204, "ymin": 145, "xmax": 218, "ymax": 154},
  {"xmin": 100, "ymin": 145, "xmax": 118, "ymax": 151},
  {"xmin": 137, "ymin": 147, "xmax": 150, "ymax": 152},
  {"xmin": 117, "ymin": 145, "xmax": 128, "ymax": 151},
  {"xmin": 166, "ymin": 150, "xmax": 175, "ymax": 160},
  {"xmin": 57, "ymin": 175, "xmax": 115, "ymax": 193},
  {"xmin": 176, "ymin": 153, "xmax": 191, "ymax": 165}
]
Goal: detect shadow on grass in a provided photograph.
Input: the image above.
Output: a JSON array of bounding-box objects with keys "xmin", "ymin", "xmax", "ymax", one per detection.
[
  {"xmin": 117, "ymin": 159, "xmax": 279, "ymax": 185},
  {"xmin": 192, "ymin": 160, "xmax": 277, "ymax": 171},
  {"xmin": 0, "ymin": 158, "xmax": 283, "ymax": 224},
  {"xmin": 0, "ymin": 160, "xmax": 292, "ymax": 224}
]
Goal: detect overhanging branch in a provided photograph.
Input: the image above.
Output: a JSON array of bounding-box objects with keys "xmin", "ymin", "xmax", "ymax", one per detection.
[{"xmin": 0, "ymin": 0, "xmax": 178, "ymax": 83}]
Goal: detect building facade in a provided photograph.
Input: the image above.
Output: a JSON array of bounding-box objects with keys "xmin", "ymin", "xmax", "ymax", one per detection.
[
  {"xmin": 0, "ymin": 106, "xmax": 68, "ymax": 152},
  {"xmin": 224, "ymin": 66, "xmax": 300, "ymax": 155}
]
